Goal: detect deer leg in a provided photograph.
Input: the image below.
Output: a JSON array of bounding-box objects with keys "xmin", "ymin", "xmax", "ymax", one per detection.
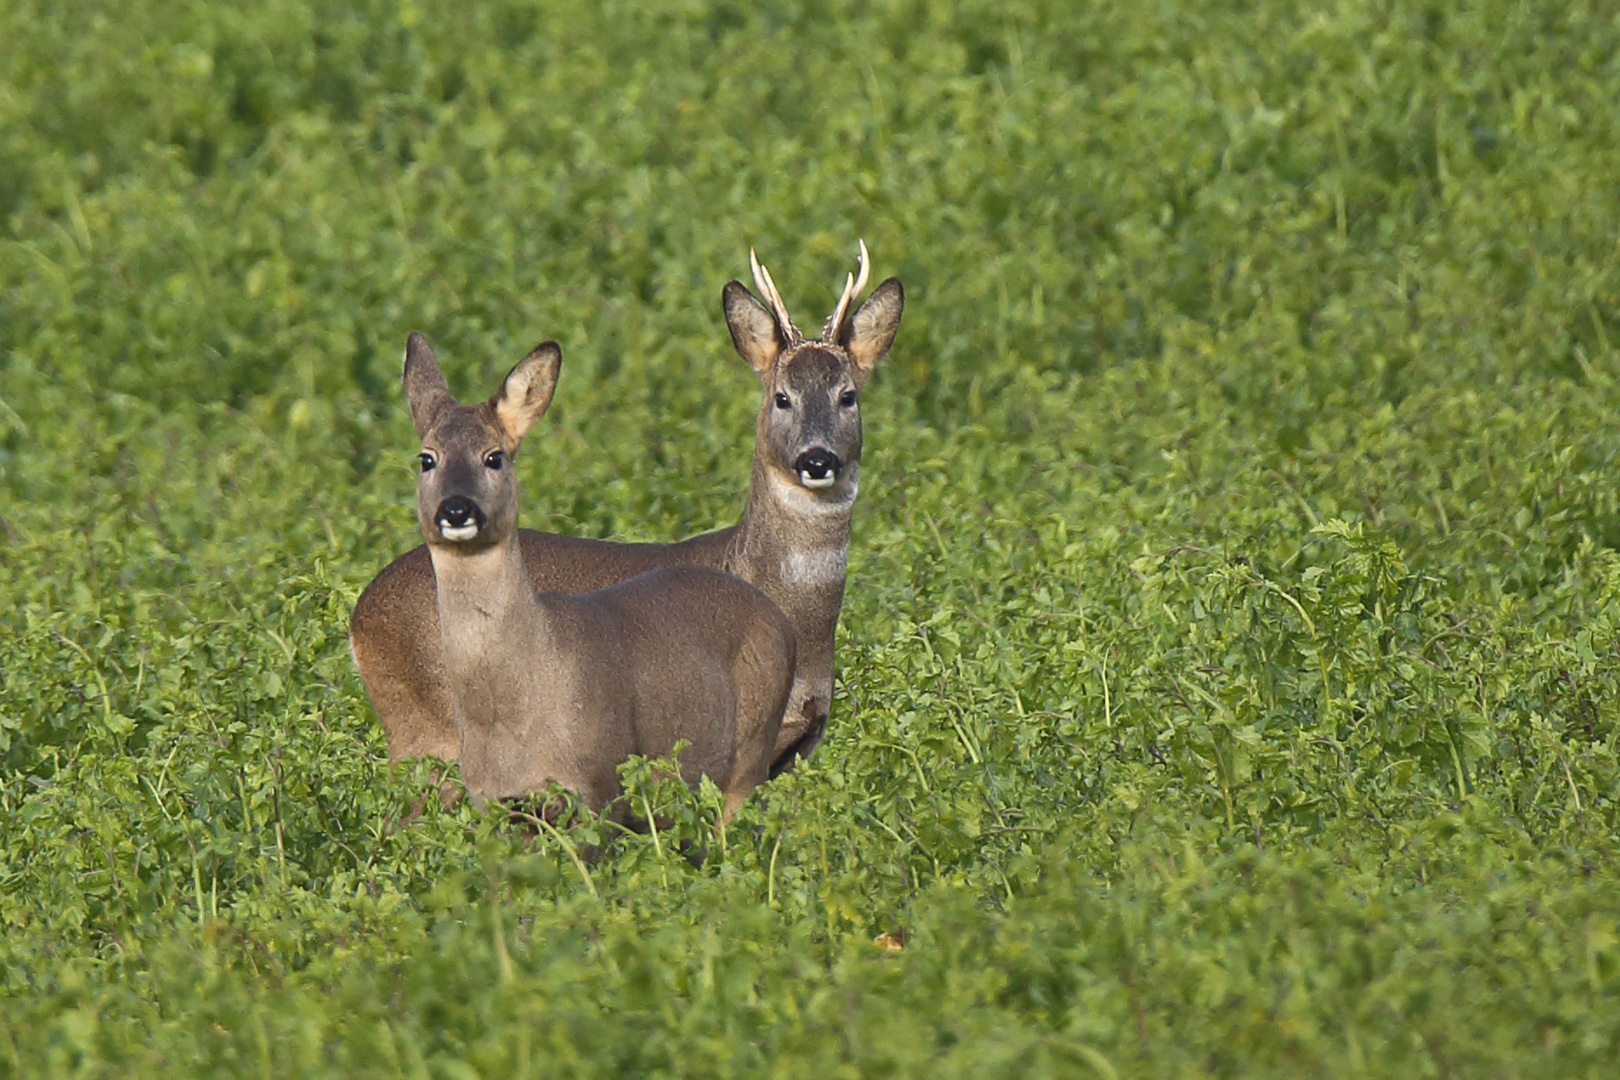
[
  {"xmin": 722, "ymin": 788, "xmax": 752, "ymax": 823},
  {"xmin": 767, "ymin": 710, "xmax": 827, "ymax": 779}
]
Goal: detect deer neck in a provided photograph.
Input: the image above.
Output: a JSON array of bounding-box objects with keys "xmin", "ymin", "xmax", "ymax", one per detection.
[
  {"xmin": 427, "ymin": 536, "xmax": 554, "ymax": 734},
  {"xmin": 729, "ymin": 455, "xmax": 856, "ymax": 601}
]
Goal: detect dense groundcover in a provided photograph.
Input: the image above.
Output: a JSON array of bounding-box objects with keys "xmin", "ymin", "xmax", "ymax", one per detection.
[{"xmin": 3, "ymin": 0, "xmax": 1619, "ymax": 1074}]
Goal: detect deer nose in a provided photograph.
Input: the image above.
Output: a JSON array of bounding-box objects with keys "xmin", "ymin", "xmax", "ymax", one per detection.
[
  {"xmin": 794, "ymin": 449, "xmax": 842, "ymax": 489},
  {"xmin": 435, "ymin": 496, "xmax": 486, "ymax": 540}
]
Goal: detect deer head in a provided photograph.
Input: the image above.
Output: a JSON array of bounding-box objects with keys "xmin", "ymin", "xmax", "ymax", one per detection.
[
  {"xmin": 722, "ymin": 241, "xmax": 904, "ymax": 506},
  {"xmin": 402, "ymin": 332, "xmax": 562, "ymax": 550}
]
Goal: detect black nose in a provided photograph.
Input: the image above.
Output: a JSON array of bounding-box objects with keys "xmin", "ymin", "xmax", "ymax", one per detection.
[
  {"xmin": 794, "ymin": 448, "xmax": 842, "ymax": 480},
  {"xmin": 436, "ymin": 496, "xmax": 485, "ymax": 529}
]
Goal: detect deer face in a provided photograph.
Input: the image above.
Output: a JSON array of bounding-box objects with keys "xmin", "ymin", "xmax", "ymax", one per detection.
[
  {"xmin": 760, "ymin": 345, "xmax": 864, "ymax": 498},
  {"xmin": 402, "ymin": 333, "xmax": 561, "ymax": 550},
  {"xmin": 723, "ymin": 242, "xmax": 904, "ymax": 505}
]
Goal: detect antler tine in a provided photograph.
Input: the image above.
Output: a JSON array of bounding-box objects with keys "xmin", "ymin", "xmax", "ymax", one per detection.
[
  {"xmin": 750, "ymin": 247, "xmax": 802, "ymax": 346},
  {"xmin": 822, "ymin": 238, "xmax": 872, "ymax": 342},
  {"xmin": 748, "ymin": 247, "xmax": 769, "ymax": 303}
]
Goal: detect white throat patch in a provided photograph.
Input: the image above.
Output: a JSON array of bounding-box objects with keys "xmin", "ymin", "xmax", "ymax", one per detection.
[{"xmin": 782, "ymin": 545, "xmax": 849, "ymax": 587}]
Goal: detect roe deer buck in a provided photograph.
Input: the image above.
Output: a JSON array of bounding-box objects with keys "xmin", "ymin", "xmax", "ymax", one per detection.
[
  {"xmin": 401, "ymin": 333, "xmax": 794, "ymax": 812},
  {"xmin": 350, "ymin": 243, "xmax": 903, "ymax": 773}
]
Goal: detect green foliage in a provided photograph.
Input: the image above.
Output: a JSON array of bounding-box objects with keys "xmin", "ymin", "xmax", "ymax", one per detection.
[{"xmin": 3, "ymin": 0, "xmax": 1620, "ymax": 1074}]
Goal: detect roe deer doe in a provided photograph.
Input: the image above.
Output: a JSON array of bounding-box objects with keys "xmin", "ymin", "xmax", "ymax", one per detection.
[
  {"xmin": 350, "ymin": 243, "xmax": 902, "ymax": 773},
  {"xmin": 400, "ymin": 334, "xmax": 794, "ymax": 813}
]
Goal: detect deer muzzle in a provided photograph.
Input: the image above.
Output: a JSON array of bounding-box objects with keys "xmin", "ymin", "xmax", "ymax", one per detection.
[
  {"xmin": 435, "ymin": 496, "xmax": 486, "ymax": 542},
  {"xmin": 794, "ymin": 448, "xmax": 842, "ymax": 489}
]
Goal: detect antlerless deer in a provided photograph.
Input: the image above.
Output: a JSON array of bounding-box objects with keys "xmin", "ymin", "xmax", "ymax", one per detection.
[
  {"xmin": 399, "ymin": 334, "xmax": 795, "ymax": 814},
  {"xmin": 350, "ymin": 243, "xmax": 903, "ymax": 774}
]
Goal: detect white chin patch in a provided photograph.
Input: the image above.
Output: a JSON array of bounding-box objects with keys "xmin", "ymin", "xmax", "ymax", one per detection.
[
  {"xmin": 439, "ymin": 523, "xmax": 480, "ymax": 542},
  {"xmin": 799, "ymin": 473, "xmax": 837, "ymax": 490}
]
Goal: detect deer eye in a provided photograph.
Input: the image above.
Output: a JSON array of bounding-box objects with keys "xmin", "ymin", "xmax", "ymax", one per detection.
[
  {"xmin": 418, "ymin": 453, "xmax": 436, "ymax": 472},
  {"xmin": 484, "ymin": 450, "xmax": 505, "ymax": 470},
  {"xmin": 774, "ymin": 393, "xmax": 792, "ymax": 410},
  {"xmin": 839, "ymin": 389, "xmax": 857, "ymax": 407}
]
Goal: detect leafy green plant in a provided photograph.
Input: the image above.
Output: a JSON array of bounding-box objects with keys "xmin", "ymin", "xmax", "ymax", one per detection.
[{"xmin": 3, "ymin": 0, "xmax": 1619, "ymax": 1074}]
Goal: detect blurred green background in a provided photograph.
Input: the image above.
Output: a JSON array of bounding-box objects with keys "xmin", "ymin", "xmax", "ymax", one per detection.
[{"xmin": 2, "ymin": 1, "xmax": 1619, "ymax": 1075}]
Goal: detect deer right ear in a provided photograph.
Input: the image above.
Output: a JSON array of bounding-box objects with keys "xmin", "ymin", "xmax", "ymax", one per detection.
[
  {"xmin": 403, "ymin": 332, "xmax": 455, "ymax": 437},
  {"xmin": 723, "ymin": 281, "xmax": 783, "ymax": 378},
  {"xmin": 492, "ymin": 340, "xmax": 562, "ymax": 446}
]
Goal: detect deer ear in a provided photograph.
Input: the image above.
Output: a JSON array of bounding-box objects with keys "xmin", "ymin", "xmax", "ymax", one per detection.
[
  {"xmin": 840, "ymin": 278, "xmax": 903, "ymax": 383},
  {"xmin": 492, "ymin": 340, "xmax": 561, "ymax": 445},
  {"xmin": 723, "ymin": 281, "xmax": 783, "ymax": 378},
  {"xmin": 403, "ymin": 332, "xmax": 455, "ymax": 437}
]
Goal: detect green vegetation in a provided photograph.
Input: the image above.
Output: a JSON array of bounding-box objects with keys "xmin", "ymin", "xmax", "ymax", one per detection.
[{"xmin": 3, "ymin": 0, "xmax": 1619, "ymax": 1074}]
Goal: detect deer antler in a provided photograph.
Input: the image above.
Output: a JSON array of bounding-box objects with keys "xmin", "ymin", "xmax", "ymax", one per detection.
[
  {"xmin": 822, "ymin": 239, "xmax": 871, "ymax": 343},
  {"xmin": 750, "ymin": 248, "xmax": 803, "ymax": 347}
]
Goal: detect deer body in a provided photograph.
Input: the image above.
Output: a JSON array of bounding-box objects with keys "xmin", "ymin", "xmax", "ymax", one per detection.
[
  {"xmin": 400, "ymin": 334, "xmax": 794, "ymax": 811},
  {"xmin": 433, "ymin": 544, "xmax": 790, "ymax": 808},
  {"xmin": 350, "ymin": 530, "xmax": 727, "ymax": 762},
  {"xmin": 351, "ymin": 244, "xmax": 902, "ymax": 773}
]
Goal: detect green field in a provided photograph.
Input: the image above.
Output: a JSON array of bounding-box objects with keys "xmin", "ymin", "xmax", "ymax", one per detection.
[{"xmin": 3, "ymin": 0, "xmax": 1619, "ymax": 1074}]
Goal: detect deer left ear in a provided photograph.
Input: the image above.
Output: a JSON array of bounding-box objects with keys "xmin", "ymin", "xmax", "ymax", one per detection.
[
  {"xmin": 492, "ymin": 341, "xmax": 562, "ymax": 445},
  {"xmin": 840, "ymin": 278, "xmax": 903, "ymax": 383}
]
